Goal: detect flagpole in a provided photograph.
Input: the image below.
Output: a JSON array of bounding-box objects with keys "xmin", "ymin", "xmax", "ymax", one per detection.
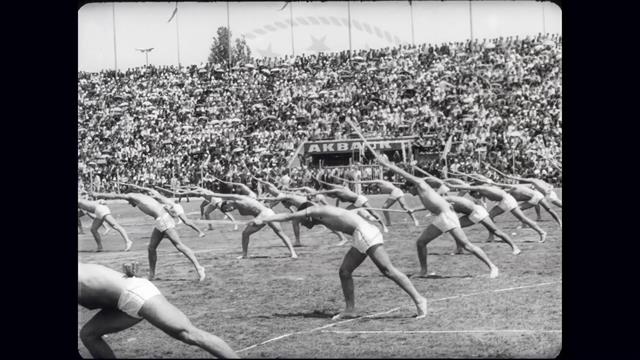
[
  {"xmin": 468, "ymin": 1, "xmax": 474, "ymax": 41},
  {"xmin": 409, "ymin": 1, "xmax": 415, "ymax": 45},
  {"xmin": 112, "ymin": 3, "xmax": 118, "ymax": 80},
  {"xmin": 541, "ymin": 1, "xmax": 546, "ymax": 34},
  {"xmin": 347, "ymin": 1, "xmax": 352, "ymax": 57},
  {"xmin": 227, "ymin": 1, "xmax": 232, "ymax": 69},
  {"xmin": 289, "ymin": 2, "xmax": 295, "ymax": 56},
  {"xmin": 175, "ymin": 2, "xmax": 181, "ymax": 68}
]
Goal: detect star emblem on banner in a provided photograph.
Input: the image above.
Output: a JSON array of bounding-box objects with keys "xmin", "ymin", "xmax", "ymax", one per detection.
[
  {"xmin": 256, "ymin": 43, "xmax": 279, "ymax": 58},
  {"xmin": 307, "ymin": 35, "xmax": 330, "ymax": 52}
]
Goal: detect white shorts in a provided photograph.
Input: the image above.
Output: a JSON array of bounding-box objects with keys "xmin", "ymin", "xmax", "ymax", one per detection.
[
  {"xmin": 527, "ymin": 191, "xmax": 545, "ymax": 205},
  {"xmin": 437, "ymin": 184, "xmax": 450, "ymax": 195},
  {"xmin": 546, "ymin": 190, "xmax": 560, "ymax": 203},
  {"xmin": 171, "ymin": 204, "xmax": 185, "ymax": 217},
  {"xmin": 432, "ymin": 210, "xmax": 461, "ymax": 233},
  {"xmin": 468, "ymin": 205, "xmax": 489, "ymax": 224},
  {"xmin": 154, "ymin": 213, "xmax": 176, "ymax": 232},
  {"xmin": 389, "ymin": 188, "xmax": 404, "ymax": 201},
  {"xmin": 117, "ymin": 277, "xmax": 161, "ymax": 319},
  {"xmin": 353, "ymin": 195, "xmax": 368, "ymax": 207},
  {"xmin": 351, "ymin": 223, "xmax": 384, "ymax": 254},
  {"xmin": 256, "ymin": 208, "xmax": 276, "ymax": 224},
  {"xmin": 94, "ymin": 205, "xmax": 111, "ymax": 220},
  {"xmin": 497, "ymin": 195, "xmax": 519, "ymax": 212}
]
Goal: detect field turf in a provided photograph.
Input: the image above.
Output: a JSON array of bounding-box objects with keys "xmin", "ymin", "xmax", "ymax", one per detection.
[{"xmin": 78, "ymin": 190, "xmax": 562, "ymax": 358}]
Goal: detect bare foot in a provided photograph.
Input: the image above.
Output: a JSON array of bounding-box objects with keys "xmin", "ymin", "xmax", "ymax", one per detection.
[
  {"xmin": 196, "ymin": 266, "xmax": 206, "ymax": 282},
  {"xmin": 102, "ymin": 228, "xmax": 111, "ymax": 235},
  {"xmin": 233, "ymin": 225, "xmax": 239, "ymax": 231},
  {"xmin": 512, "ymin": 247, "xmax": 522, "ymax": 255},
  {"xmin": 198, "ymin": 232, "xmax": 206, "ymax": 238},
  {"xmin": 208, "ymin": 226, "xmax": 214, "ymax": 231},
  {"xmin": 415, "ymin": 270, "xmax": 435, "ymax": 278},
  {"xmin": 293, "ymin": 243, "xmax": 303, "ymax": 247},
  {"xmin": 413, "ymin": 219, "xmax": 420, "ymax": 227},
  {"xmin": 148, "ymin": 274, "xmax": 155, "ymax": 281},
  {"xmin": 335, "ymin": 239, "xmax": 349, "ymax": 247},
  {"xmin": 415, "ymin": 297, "xmax": 428, "ymax": 319},
  {"xmin": 236, "ymin": 255, "xmax": 248, "ymax": 260},
  {"xmin": 96, "ymin": 247, "xmax": 104, "ymax": 252},
  {"xmin": 382, "ymin": 226, "xmax": 389, "ymax": 233},
  {"xmin": 291, "ymin": 253, "xmax": 298, "ymax": 259},
  {"xmin": 332, "ymin": 311, "xmax": 358, "ymax": 320},
  {"xmin": 489, "ymin": 267, "xmax": 499, "ymax": 278},
  {"xmin": 539, "ymin": 232, "xmax": 547, "ymax": 243},
  {"xmin": 124, "ymin": 241, "xmax": 133, "ymax": 252}
]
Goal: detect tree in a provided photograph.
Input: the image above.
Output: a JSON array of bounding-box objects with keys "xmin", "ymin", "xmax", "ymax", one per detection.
[{"xmin": 207, "ymin": 26, "xmax": 252, "ymax": 66}]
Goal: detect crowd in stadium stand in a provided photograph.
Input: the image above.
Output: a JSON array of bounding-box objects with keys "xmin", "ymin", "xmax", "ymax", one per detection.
[{"xmin": 78, "ymin": 33, "xmax": 561, "ymax": 193}]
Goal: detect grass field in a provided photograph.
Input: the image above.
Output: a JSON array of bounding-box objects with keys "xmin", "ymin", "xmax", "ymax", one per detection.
[{"xmin": 77, "ymin": 190, "xmax": 562, "ymax": 358}]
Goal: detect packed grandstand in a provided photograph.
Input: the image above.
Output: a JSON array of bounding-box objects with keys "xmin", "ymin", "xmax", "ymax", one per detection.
[{"xmin": 78, "ymin": 33, "xmax": 561, "ymax": 194}]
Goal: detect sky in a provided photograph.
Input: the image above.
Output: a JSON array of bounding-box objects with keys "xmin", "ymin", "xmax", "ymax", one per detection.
[{"xmin": 78, "ymin": 1, "xmax": 561, "ymax": 72}]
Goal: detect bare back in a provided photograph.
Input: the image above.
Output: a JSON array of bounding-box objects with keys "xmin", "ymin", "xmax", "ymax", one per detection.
[
  {"xmin": 416, "ymin": 182, "xmax": 453, "ymax": 214},
  {"xmin": 444, "ymin": 195, "xmax": 476, "ymax": 214},
  {"xmin": 307, "ymin": 206, "xmax": 371, "ymax": 235},
  {"xmin": 127, "ymin": 193, "xmax": 167, "ymax": 218},
  {"xmin": 78, "ymin": 263, "xmax": 128, "ymax": 310}
]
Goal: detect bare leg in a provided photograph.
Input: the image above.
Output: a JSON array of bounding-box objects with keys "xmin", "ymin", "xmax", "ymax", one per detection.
[
  {"xmin": 539, "ymin": 200, "xmax": 562, "ymax": 228},
  {"xmin": 147, "ymin": 228, "xmax": 164, "ymax": 281},
  {"xmin": 199, "ymin": 200, "xmax": 209, "ymax": 219},
  {"xmin": 104, "ymin": 215, "xmax": 132, "ymax": 251},
  {"xmin": 204, "ymin": 205, "xmax": 216, "ymax": 230},
  {"xmin": 78, "ymin": 216, "xmax": 85, "ymax": 234},
  {"xmin": 268, "ymin": 223, "xmax": 298, "ymax": 258},
  {"xmin": 222, "ymin": 211, "xmax": 239, "ymax": 231},
  {"xmin": 332, "ymin": 230, "xmax": 349, "ymax": 246},
  {"xmin": 397, "ymin": 196, "xmax": 420, "ymax": 226},
  {"xmin": 333, "ymin": 247, "xmax": 368, "ymax": 320},
  {"xmin": 517, "ymin": 202, "xmax": 535, "ymax": 228},
  {"xmin": 90, "ymin": 219, "xmax": 105, "ymax": 252},
  {"xmin": 480, "ymin": 218, "xmax": 521, "ymax": 255},
  {"xmin": 363, "ymin": 203, "xmax": 388, "ymax": 233},
  {"xmin": 415, "ymin": 224, "xmax": 443, "ymax": 277},
  {"xmin": 140, "ymin": 295, "xmax": 239, "ymax": 358},
  {"xmin": 534, "ymin": 203, "xmax": 543, "ymax": 221},
  {"xmin": 179, "ymin": 214, "xmax": 206, "ymax": 237},
  {"xmin": 485, "ymin": 206, "xmax": 505, "ymax": 242},
  {"xmin": 449, "ymin": 227, "xmax": 499, "ymax": 278},
  {"xmin": 80, "ymin": 308, "xmax": 142, "ymax": 359},
  {"xmin": 381, "ymin": 198, "xmax": 397, "ymax": 226},
  {"xmin": 239, "ymin": 223, "xmax": 264, "ymax": 259},
  {"xmin": 510, "ymin": 208, "xmax": 547, "ymax": 242},
  {"xmin": 367, "ymin": 244, "xmax": 427, "ymax": 318},
  {"xmin": 165, "ymin": 228, "xmax": 206, "ymax": 281},
  {"xmin": 292, "ymin": 218, "xmax": 302, "ymax": 246}
]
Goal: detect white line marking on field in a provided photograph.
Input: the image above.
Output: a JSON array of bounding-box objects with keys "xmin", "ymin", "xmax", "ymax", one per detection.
[
  {"xmin": 321, "ymin": 329, "xmax": 562, "ymax": 334},
  {"xmin": 236, "ymin": 280, "xmax": 561, "ymax": 353}
]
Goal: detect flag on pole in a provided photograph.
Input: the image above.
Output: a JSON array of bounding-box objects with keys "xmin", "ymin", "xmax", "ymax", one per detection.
[
  {"xmin": 441, "ymin": 135, "xmax": 453, "ymax": 160},
  {"xmin": 167, "ymin": 2, "xmax": 178, "ymax": 23}
]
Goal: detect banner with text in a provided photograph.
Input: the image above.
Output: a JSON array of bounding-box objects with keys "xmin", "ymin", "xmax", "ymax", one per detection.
[{"xmin": 303, "ymin": 137, "xmax": 417, "ymax": 155}]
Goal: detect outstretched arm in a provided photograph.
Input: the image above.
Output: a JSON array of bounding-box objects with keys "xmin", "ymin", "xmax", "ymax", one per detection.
[
  {"xmin": 253, "ymin": 208, "xmax": 312, "ymax": 225},
  {"xmin": 377, "ymin": 158, "xmax": 424, "ymax": 185},
  {"xmin": 91, "ymin": 192, "xmax": 130, "ymax": 201},
  {"xmin": 412, "ymin": 165, "xmax": 439, "ymax": 179},
  {"xmin": 446, "ymin": 184, "xmax": 481, "ymax": 192}
]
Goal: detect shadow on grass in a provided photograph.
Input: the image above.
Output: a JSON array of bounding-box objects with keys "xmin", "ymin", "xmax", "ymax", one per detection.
[
  {"xmin": 407, "ymin": 273, "xmax": 473, "ymax": 279},
  {"xmin": 270, "ymin": 309, "xmax": 336, "ymax": 319}
]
